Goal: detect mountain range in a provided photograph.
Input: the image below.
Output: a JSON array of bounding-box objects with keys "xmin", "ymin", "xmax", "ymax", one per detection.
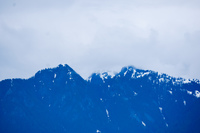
[{"xmin": 0, "ymin": 64, "xmax": 200, "ymax": 133}]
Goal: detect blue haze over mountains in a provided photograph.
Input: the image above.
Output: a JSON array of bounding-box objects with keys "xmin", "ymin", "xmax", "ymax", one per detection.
[{"xmin": 0, "ymin": 64, "xmax": 200, "ymax": 133}]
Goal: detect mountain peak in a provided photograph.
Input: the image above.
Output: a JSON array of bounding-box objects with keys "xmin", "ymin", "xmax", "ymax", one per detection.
[{"xmin": 32, "ymin": 64, "xmax": 84, "ymax": 84}]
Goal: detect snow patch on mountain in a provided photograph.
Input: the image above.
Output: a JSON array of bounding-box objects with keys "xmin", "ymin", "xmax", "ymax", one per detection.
[
  {"xmin": 183, "ymin": 79, "xmax": 191, "ymax": 84},
  {"xmin": 136, "ymin": 72, "xmax": 150, "ymax": 78},
  {"xmin": 168, "ymin": 90, "xmax": 173, "ymax": 95},
  {"xmin": 194, "ymin": 90, "xmax": 200, "ymax": 98},
  {"xmin": 159, "ymin": 107, "xmax": 163, "ymax": 113},
  {"xmin": 187, "ymin": 90, "xmax": 192, "ymax": 95},
  {"xmin": 142, "ymin": 121, "xmax": 146, "ymax": 126},
  {"xmin": 124, "ymin": 70, "xmax": 128, "ymax": 76},
  {"xmin": 183, "ymin": 100, "xmax": 186, "ymax": 106},
  {"xmin": 106, "ymin": 109, "xmax": 110, "ymax": 118},
  {"xmin": 107, "ymin": 71, "xmax": 116, "ymax": 78},
  {"xmin": 86, "ymin": 76, "xmax": 92, "ymax": 82},
  {"xmin": 88, "ymin": 71, "xmax": 117, "ymax": 81},
  {"xmin": 96, "ymin": 129, "xmax": 101, "ymax": 133},
  {"xmin": 131, "ymin": 69, "xmax": 136, "ymax": 78}
]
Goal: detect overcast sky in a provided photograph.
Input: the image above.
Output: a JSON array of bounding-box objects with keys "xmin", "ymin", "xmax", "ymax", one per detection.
[{"xmin": 0, "ymin": 0, "xmax": 200, "ymax": 81}]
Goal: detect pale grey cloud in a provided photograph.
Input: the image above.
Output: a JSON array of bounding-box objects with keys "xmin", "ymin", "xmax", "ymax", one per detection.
[{"xmin": 0, "ymin": 0, "xmax": 200, "ymax": 80}]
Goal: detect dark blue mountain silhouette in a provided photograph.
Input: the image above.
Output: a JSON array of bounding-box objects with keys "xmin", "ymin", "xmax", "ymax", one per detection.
[{"xmin": 0, "ymin": 64, "xmax": 200, "ymax": 133}]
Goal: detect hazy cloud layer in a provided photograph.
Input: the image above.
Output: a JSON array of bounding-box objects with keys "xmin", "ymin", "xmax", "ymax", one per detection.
[{"xmin": 0, "ymin": 0, "xmax": 200, "ymax": 80}]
